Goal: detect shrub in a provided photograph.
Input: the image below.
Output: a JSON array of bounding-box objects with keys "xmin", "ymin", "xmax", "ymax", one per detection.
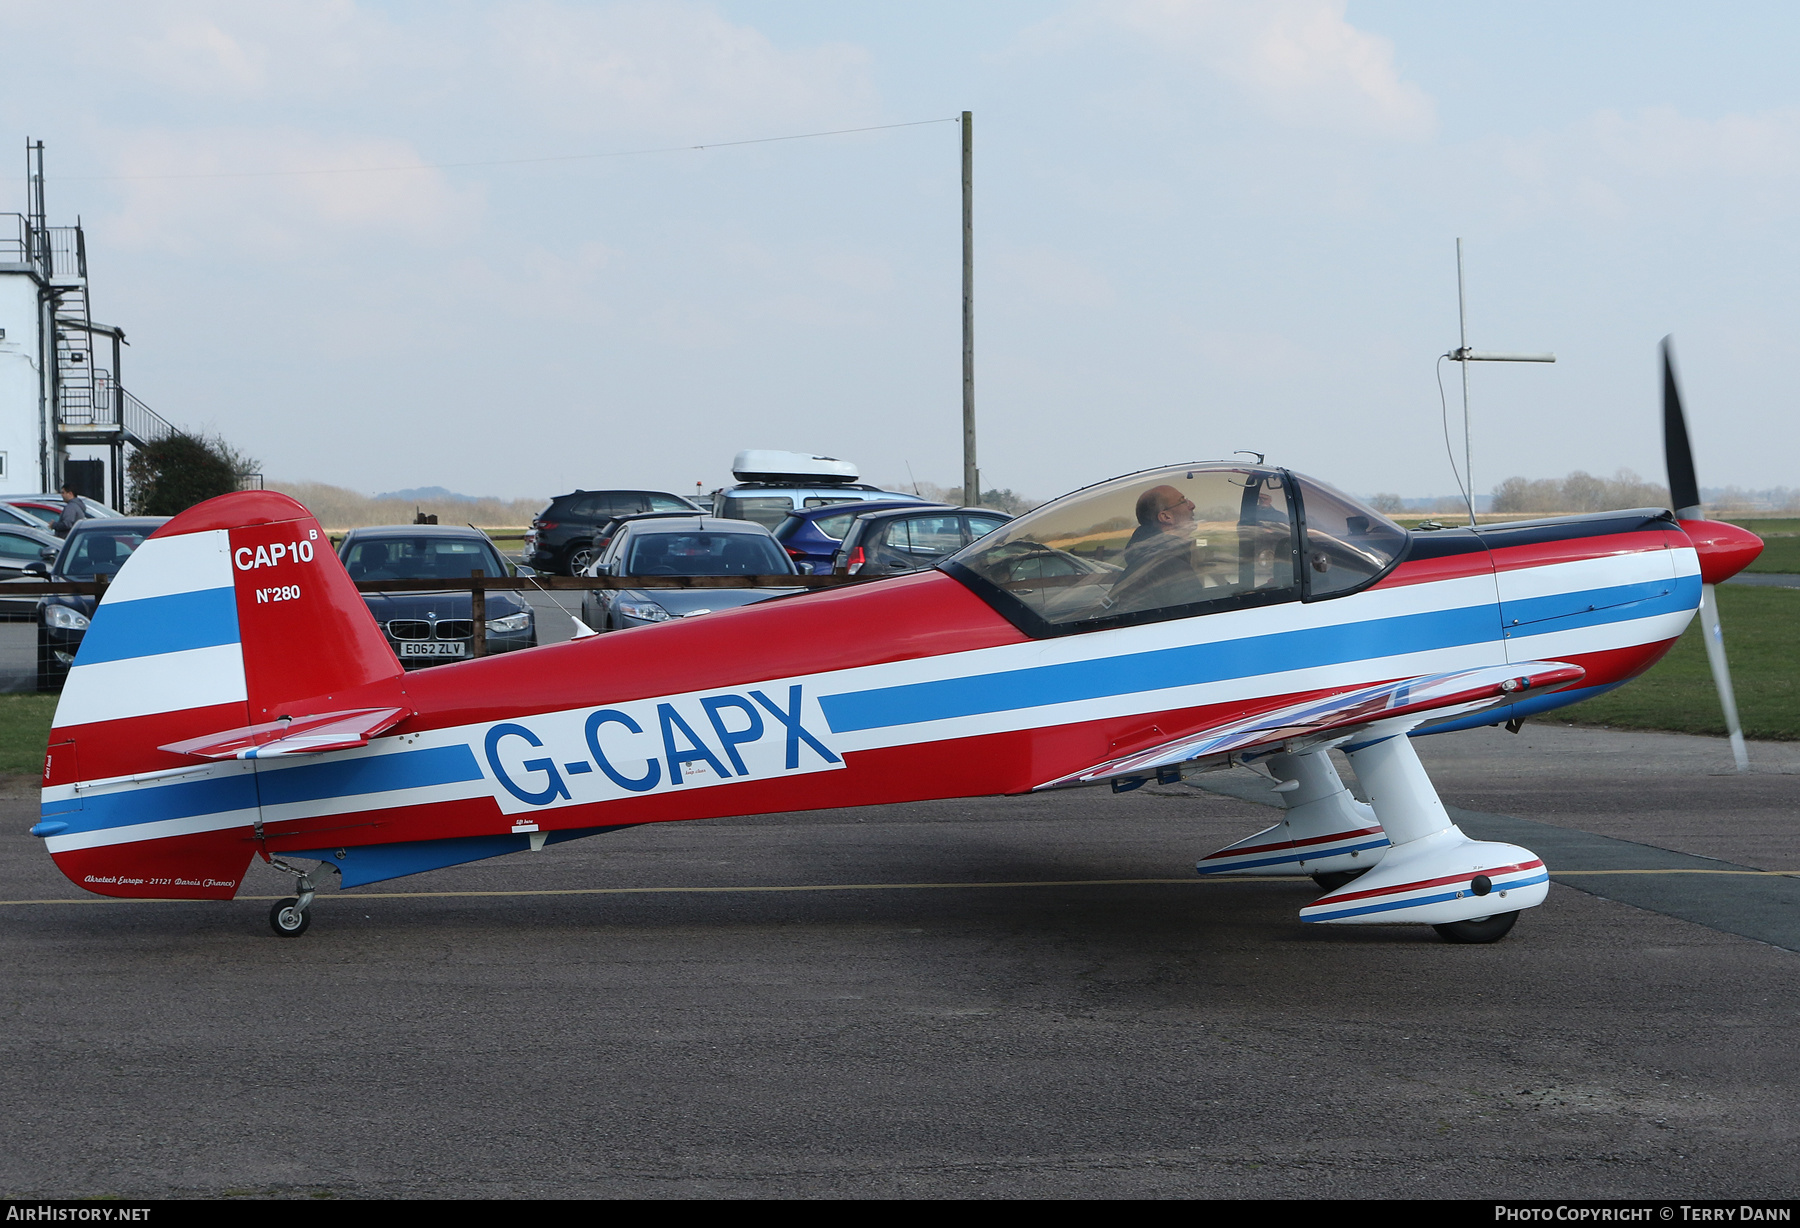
[{"xmin": 126, "ymin": 433, "xmax": 259, "ymax": 517}]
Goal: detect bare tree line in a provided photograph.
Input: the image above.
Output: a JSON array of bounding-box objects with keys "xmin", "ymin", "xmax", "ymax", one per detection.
[
  {"xmin": 269, "ymin": 480, "xmax": 545, "ymax": 529},
  {"xmin": 1489, "ymin": 469, "xmax": 1671, "ymax": 514},
  {"xmin": 1367, "ymin": 469, "xmax": 1799, "ymax": 517}
]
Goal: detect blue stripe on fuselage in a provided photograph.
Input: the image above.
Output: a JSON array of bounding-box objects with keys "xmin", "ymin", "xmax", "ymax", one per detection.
[
  {"xmin": 819, "ymin": 576, "xmax": 1698, "ymax": 735},
  {"xmin": 41, "ymin": 772, "xmax": 259, "ymax": 836},
  {"xmin": 1503, "ymin": 575, "xmax": 1698, "ymax": 630},
  {"xmin": 75, "ymin": 587, "xmax": 241, "ymax": 665},
  {"xmin": 819, "ymin": 605, "xmax": 1499, "ymax": 734},
  {"xmin": 41, "ymin": 744, "xmax": 485, "ymax": 836},
  {"xmin": 253, "ymin": 744, "xmax": 484, "ymax": 807}
]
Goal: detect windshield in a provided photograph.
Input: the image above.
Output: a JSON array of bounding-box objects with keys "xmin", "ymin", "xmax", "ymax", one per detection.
[
  {"xmin": 624, "ymin": 531, "xmax": 791, "ymax": 576},
  {"xmin": 57, "ymin": 527, "xmax": 153, "ymax": 578},
  {"xmin": 343, "ymin": 536, "xmax": 507, "ymax": 581},
  {"xmin": 1295, "ymin": 476, "xmax": 1408, "ymax": 598}
]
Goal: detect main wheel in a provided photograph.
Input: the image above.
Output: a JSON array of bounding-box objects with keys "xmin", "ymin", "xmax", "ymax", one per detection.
[
  {"xmin": 1311, "ymin": 868, "xmax": 1369, "ymax": 892},
  {"xmin": 269, "ymin": 898, "xmax": 311, "ymax": 937},
  {"xmin": 1432, "ymin": 911, "xmax": 1519, "ymax": 945}
]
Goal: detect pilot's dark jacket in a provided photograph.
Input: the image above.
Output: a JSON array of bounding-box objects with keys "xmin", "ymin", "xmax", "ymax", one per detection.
[{"xmin": 1113, "ymin": 527, "xmax": 1208, "ymax": 612}]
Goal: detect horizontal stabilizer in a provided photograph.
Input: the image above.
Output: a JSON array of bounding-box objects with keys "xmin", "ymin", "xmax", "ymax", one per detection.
[
  {"xmin": 159, "ymin": 706, "xmax": 412, "ymax": 760},
  {"xmin": 1035, "ymin": 661, "xmax": 1585, "ymax": 791}
]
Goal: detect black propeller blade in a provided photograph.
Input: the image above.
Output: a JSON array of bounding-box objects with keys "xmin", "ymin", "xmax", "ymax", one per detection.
[
  {"xmin": 1662, "ymin": 337, "xmax": 1748, "ymax": 770},
  {"xmin": 1662, "ymin": 337, "xmax": 1701, "ymax": 517}
]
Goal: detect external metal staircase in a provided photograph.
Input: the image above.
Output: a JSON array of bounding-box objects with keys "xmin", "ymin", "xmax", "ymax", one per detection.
[{"xmin": 45, "ymin": 225, "xmax": 178, "ymax": 452}]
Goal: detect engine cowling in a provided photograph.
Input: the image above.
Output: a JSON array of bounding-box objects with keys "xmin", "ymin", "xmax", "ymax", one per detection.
[{"xmin": 1678, "ymin": 519, "xmax": 1764, "ymax": 585}]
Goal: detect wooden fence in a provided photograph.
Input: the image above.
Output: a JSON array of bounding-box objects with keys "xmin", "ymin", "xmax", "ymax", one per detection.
[{"xmin": 2, "ymin": 572, "xmax": 872, "ymax": 659}]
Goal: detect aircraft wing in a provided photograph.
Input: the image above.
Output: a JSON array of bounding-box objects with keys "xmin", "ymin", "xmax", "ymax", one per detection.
[
  {"xmin": 159, "ymin": 706, "xmax": 413, "ymax": 760},
  {"xmin": 1034, "ymin": 661, "xmax": 1585, "ymax": 791}
]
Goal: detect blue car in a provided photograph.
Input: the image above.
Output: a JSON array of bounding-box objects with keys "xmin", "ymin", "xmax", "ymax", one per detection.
[{"xmin": 771, "ymin": 500, "xmax": 949, "ymax": 573}]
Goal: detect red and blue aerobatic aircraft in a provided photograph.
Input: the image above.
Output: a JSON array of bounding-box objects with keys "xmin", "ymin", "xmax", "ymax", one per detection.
[{"xmin": 31, "ymin": 347, "xmax": 1764, "ymax": 943}]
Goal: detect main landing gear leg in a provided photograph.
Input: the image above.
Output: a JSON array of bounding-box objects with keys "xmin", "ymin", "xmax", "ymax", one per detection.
[
  {"xmin": 1297, "ymin": 732, "xmax": 1551, "ymax": 943},
  {"xmin": 1194, "ymin": 747, "xmax": 1390, "ymax": 881},
  {"xmin": 269, "ymin": 868, "xmax": 316, "ymax": 938}
]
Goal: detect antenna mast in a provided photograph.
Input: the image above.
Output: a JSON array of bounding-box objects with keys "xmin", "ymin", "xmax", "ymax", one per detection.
[{"xmin": 1448, "ymin": 238, "xmax": 1556, "ymax": 527}]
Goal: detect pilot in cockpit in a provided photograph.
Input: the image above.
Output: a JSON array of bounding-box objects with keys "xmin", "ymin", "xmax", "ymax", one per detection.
[{"xmin": 1112, "ymin": 484, "xmax": 1206, "ymax": 610}]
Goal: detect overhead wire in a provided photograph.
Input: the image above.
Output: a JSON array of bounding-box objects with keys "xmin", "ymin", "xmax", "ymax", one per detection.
[{"xmin": 55, "ymin": 117, "xmax": 962, "ymax": 183}]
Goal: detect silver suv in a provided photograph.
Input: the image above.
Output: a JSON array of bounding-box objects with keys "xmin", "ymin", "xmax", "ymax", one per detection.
[{"xmin": 713, "ymin": 482, "xmax": 925, "ymax": 530}]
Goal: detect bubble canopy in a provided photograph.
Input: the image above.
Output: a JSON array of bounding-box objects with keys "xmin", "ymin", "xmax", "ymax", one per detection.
[{"xmin": 942, "ymin": 463, "xmax": 1408, "ymax": 637}]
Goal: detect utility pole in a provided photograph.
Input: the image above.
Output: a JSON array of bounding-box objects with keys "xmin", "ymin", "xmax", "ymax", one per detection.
[{"xmin": 961, "ymin": 111, "xmax": 977, "ymax": 505}]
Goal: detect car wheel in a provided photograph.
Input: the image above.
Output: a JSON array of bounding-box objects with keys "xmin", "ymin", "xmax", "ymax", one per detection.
[{"xmin": 565, "ymin": 542, "xmax": 597, "ymax": 576}]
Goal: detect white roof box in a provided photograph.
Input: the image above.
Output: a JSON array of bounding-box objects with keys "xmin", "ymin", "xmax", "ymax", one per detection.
[{"xmin": 730, "ymin": 450, "xmax": 860, "ymax": 485}]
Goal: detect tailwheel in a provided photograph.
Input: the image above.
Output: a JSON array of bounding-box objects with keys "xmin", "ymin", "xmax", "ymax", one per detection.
[
  {"xmin": 1431, "ymin": 911, "xmax": 1519, "ymax": 945},
  {"xmin": 1310, "ymin": 868, "xmax": 1369, "ymax": 892},
  {"xmin": 269, "ymin": 898, "xmax": 312, "ymax": 937}
]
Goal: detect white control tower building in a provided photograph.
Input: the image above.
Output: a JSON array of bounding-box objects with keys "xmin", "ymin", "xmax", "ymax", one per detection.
[{"xmin": 0, "ymin": 140, "xmax": 178, "ymax": 506}]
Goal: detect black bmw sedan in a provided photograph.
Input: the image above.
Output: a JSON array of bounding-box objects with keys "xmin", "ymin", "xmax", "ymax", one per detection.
[{"xmin": 338, "ymin": 525, "xmax": 536, "ymax": 666}]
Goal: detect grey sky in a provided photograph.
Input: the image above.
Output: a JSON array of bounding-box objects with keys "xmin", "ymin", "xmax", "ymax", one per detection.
[{"xmin": 3, "ymin": 1, "xmax": 1797, "ymax": 503}]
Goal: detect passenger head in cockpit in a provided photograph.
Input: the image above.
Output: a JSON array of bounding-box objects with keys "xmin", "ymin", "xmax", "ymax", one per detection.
[{"xmin": 1128, "ymin": 484, "xmax": 1196, "ymax": 547}]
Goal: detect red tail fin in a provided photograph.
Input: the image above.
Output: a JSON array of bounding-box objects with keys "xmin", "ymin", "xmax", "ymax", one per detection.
[{"xmin": 161, "ymin": 491, "xmax": 404, "ymax": 721}]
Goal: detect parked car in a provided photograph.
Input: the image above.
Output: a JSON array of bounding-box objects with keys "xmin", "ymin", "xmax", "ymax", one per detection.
[
  {"xmin": 339, "ymin": 525, "xmax": 536, "ymax": 667},
  {"xmin": 524, "ymin": 489, "xmax": 702, "ymax": 575},
  {"xmin": 581, "ymin": 516, "xmax": 803, "ymax": 632},
  {"xmin": 3, "ymin": 494, "xmax": 122, "ymax": 532},
  {"xmin": 772, "ymin": 499, "xmax": 949, "ymax": 573},
  {"xmin": 32, "ymin": 517, "xmax": 167, "ymax": 691},
  {"xmin": 583, "ymin": 509, "xmax": 702, "ymax": 565},
  {"xmin": 711, "ymin": 449, "xmax": 924, "ymax": 529},
  {"xmin": 833, "ymin": 507, "xmax": 1012, "ymax": 576},
  {"xmin": 0, "ymin": 522, "xmax": 60, "ymax": 580},
  {"xmin": 0, "ymin": 522, "xmax": 66, "ymax": 624},
  {"xmin": 0, "ymin": 502, "xmax": 51, "ymax": 531}
]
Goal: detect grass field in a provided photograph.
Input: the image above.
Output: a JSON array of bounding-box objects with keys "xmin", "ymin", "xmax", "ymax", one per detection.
[
  {"xmin": 1720, "ymin": 517, "xmax": 1800, "ymax": 573},
  {"xmin": 0, "ymin": 694, "xmax": 56, "ymax": 777},
  {"xmin": 1540, "ymin": 584, "xmax": 1799, "ymax": 739}
]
